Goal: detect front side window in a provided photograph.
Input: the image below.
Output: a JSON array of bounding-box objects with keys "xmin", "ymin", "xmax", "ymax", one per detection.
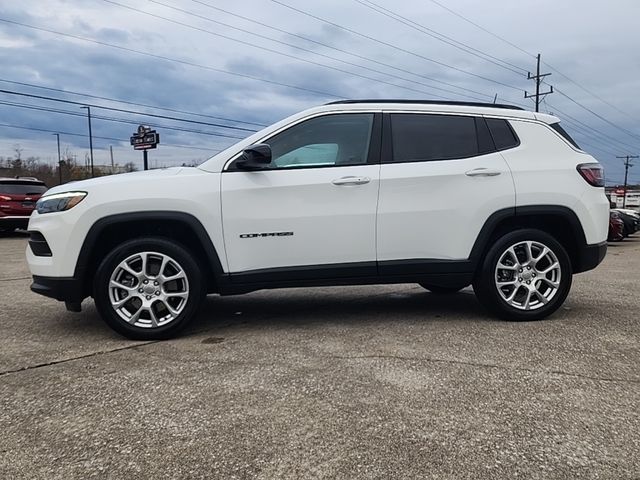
[
  {"xmin": 390, "ymin": 114, "xmax": 479, "ymax": 162},
  {"xmin": 266, "ymin": 113, "xmax": 374, "ymax": 169}
]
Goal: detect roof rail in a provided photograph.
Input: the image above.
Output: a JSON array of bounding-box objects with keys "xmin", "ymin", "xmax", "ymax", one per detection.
[{"xmin": 325, "ymin": 99, "xmax": 524, "ymax": 110}]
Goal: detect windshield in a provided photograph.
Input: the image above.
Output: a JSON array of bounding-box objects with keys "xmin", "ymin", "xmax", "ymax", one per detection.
[{"xmin": 0, "ymin": 182, "xmax": 48, "ymax": 195}]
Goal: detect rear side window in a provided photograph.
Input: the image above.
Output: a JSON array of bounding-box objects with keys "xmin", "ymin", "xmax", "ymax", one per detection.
[
  {"xmin": 0, "ymin": 182, "xmax": 47, "ymax": 194},
  {"xmin": 550, "ymin": 122, "xmax": 581, "ymax": 149},
  {"xmin": 390, "ymin": 114, "xmax": 479, "ymax": 162},
  {"xmin": 486, "ymin": 118, "xmax": 519, "ymax": 150}
]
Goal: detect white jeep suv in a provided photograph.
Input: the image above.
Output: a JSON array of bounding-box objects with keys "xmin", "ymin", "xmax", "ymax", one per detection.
[{"xmin": 27, "ymin": 100, "xmax": 609, "ymax": 339}]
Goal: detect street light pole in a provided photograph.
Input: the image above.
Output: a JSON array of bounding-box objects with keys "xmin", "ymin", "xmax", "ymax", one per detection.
[
  {"xmin": 52, "ymin": 133, "xmax": 62, "ymax": 184},
  {"xmin": 81, "ymin": 106, "xmax": 95, "ymax": 177}
]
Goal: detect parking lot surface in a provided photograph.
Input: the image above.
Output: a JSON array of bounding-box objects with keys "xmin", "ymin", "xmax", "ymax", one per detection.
[{"xmin": 1, "ymin": 233, "xmax": 639, "ymax": 479}]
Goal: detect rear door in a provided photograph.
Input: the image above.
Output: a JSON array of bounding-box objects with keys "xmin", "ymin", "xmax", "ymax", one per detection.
[
  {"xmin": 376, "ymin": 112, "xmax": 516, "ymax": 273},
  {"xmin": 221, "ymin": 112, "xmax": 381, "ymax": 279}
]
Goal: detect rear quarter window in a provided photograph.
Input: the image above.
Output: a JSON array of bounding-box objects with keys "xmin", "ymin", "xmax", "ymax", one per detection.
[
  {"xmin": 486, "ymin": 118, "xmax": 520, "ymax": 151},
  {"xmin": 550, "ymin": 122, "xmax": 581, "ymax": 149}
]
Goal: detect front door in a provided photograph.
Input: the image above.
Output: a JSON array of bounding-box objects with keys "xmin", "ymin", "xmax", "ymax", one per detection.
[{"xmin": 221, "ymin": 112, "xmax": 381, "ymax": 280}]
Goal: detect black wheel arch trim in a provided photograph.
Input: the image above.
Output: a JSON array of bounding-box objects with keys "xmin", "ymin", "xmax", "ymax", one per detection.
[
  {"xmin": 469, "ymin": 204, "xmax": 602, "ymax": 274},
  {"xmin": 74, "ymin": 211, "xmax": 227, "ymax": 294}
]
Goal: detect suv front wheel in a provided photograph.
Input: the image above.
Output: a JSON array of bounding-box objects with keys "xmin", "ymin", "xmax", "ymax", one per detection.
[
  {"xmin": 94, "ymin": 237, "xmax": 206, "ymax": 340},
  {"xmin": 473, "ymin": 229, "xmax": 572, "ymax": 321}
]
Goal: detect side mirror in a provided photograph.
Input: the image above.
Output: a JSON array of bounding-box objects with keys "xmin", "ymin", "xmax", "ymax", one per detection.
[{"xmin": 236, "ymin": 143, "xmax": 272, "ymax": 170}]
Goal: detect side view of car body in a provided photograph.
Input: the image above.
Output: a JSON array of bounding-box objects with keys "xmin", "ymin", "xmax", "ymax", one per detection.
[
  {"xmin": 26, "ymin": 100, "xmax": 609, "ymax": 339},
  {"xmin": 0, "ymin": 178, "xmax": 48, "ymax": 232}
]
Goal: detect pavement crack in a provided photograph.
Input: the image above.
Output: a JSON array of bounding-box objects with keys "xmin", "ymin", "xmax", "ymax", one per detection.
[
  {"xmin": 0, "ymin": 276, "xmax": 31, "ymax": 282},
  {"xmin": 0, "ymin": 341, "xmax": 160, "ymax": 377},
  {"xmin": 334, "ymin": 354, "xmax": 640, "ymax": 385}
]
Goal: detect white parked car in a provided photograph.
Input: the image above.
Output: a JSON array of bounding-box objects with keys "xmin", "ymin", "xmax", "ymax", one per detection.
[{"xmin": 27, "ymin": 100, "xmax": 609, "ymax": 339}]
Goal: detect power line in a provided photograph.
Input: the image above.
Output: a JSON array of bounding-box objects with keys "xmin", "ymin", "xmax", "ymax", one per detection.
[
  {"xmin": 163, "ymin": 0, "xmax": 494, "ymax": 102},
  {"xmin": 0, "ymin": 99, "xmax": 247, "ymax": 140},
  {"xmin": 543, "ymin": 62, "xmax": 637, "ymax": 121},
  {"xmin": 353, "ymin": 0, "xmax": 528, "ymax": 75},
  {"xmin": 0, "ymin": 123, "xmax": 220, "ymax": 153},
  {"xmin": 423, "ymin": 0, "xmax": 639, "ymax": 125},
  {"xmin": 555, "ymin": 88, "xmax": 640, "ymax": 143},
  {"xmin": 102, "ymin": 0, "xmax": 467, "ymax": 102},
  {"xmin": 424, "ymin": 0, "xmax": 536, "ymax": 59},
  {"xmin": 0, "ymin": 78, "xmax": 267, "ymax": 127},
  {"xmin": 0, "ymin": 88, "xmax": 256, "ymax": 133},
  {"xmin": 269, "ymin": 0, "xmax": 523, "ymax": 92},
  {"xmin": 546, "ymin": 102, "xmax": 640, "ymax": 153},
  {"xmin": 0, "ymin": 17, "xmax": 342, "ymax": 99}
]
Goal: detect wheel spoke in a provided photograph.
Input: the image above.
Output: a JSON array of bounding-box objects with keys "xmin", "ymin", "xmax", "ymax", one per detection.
[
  {"xmin": 110, "ymin": 279, "xmax": 136, "ymax": 291},
  {"xmin": 534, "ymin": 290, "xmax": 549, "ymax": 304},
  {"xmin": 538, "ymin": 262, "xmax": 559, "ymax": 274},
  {"xmin": 122, "ymin": 262, "xmax": 142, "ymax": 278},
  {"xmin": 108, "ymin": 250, "xmax": 190, "ymax": 329},
  {"xmin": 540, "ymin": 277, "xmax": 560, "ymax": 288},
  {"xmin": 494, "ymin": 240, "xmax": 562, "ymax": 311},
  {"xmin": 522, "ymin": 289, "xmax": 532, "ymax": 309}
]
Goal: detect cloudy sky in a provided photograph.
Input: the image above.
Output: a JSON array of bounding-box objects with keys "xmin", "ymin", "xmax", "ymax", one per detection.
[{"xmin": 0, "ymin": 0, "xmax": 638, "ymax": 184}]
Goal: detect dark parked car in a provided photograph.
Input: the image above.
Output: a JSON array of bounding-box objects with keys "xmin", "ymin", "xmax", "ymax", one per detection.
[
  {"xmin": 0, "ymin": 178, "xmax": 48, "ymax": 232},
  {"xmin": 613, "ymin": 209, "xmax": 639, "ymax": 237},
  {"xmin": 608, "ymin": 211, "xmax": 624, "ymax": 242}
]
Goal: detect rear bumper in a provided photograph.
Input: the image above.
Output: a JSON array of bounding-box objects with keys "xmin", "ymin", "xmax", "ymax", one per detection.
[
  {"xmin": 0, "ymin": 215, "xmax": 30, "ymax": 230},
  {"xmin": 574, "ymin": 241, "xmax": 607, "ymax": 273},
  {"xmin": 31, "ymin": 275, "xmax": 87, "ymax": 302}
]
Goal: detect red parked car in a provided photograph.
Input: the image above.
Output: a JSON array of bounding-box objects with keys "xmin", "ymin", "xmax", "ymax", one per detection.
[
  {"xmin": 608, "ymin": 210, "xmax": 624, "ymax": 242},
  {"xmin": 0, "ymin": 177, "xmax": 48, "ymax": 232}
]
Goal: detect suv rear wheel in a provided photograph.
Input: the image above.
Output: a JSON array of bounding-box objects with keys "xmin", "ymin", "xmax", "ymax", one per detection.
[
  {"xmin": 473, "ymin": 229, "xmax": 572, "ymax": 321},
  {"xmin": 94, "ymin": 237, "xmax": 205, "ymax": 340}
]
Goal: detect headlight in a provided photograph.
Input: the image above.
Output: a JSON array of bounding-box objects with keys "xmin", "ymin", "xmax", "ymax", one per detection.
[{"xmin": 36, "ymin": 191, "xmax": 87, "ymax": 214}]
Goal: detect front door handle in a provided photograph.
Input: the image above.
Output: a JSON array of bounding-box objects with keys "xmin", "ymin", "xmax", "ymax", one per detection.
[
  {"xmin": 332, "ymin": 176, "xmax": 371, "ymax": 186},
  {"xmin": 465, "ymin": 168, "xmax": 502, "ymax": 177}
]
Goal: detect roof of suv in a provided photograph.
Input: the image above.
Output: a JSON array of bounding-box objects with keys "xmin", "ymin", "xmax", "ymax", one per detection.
[{"xmin": 0, "ymin": 177, "xmax": 45, "ymax": 184}]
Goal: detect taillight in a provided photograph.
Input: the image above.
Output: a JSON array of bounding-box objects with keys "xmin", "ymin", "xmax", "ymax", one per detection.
[
  {"xmin": 577, "ymin": 163, "xmax": 604, "ymax": 187},
  {"xmin": 0, "ymin": 195, "xmax": 12, "ymax": 201}
]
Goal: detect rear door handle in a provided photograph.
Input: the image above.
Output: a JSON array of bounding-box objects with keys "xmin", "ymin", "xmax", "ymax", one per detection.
[
  {"xmin": 332, "ymin": 176, "xmax": 371, "ymax": 186},
  {"xmin": 465, "ymin": 168, "xmax": 502, "ymax": 177}
]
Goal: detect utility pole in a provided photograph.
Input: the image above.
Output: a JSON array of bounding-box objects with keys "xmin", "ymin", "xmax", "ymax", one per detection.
[
  {"xmin": 110, "ymin": 145, "xmax": 115, "ymax": 173},
  {"xmin": 52, "ymin": 133, "xmax": 62, "ymax": 184},
  {"xmin": 617, "ymin": 155, "xmax": 638, "ymax": 208},
  {"xmin": 525, "ymin": 53, "xmax": 553, "ymax": 112},
  {"xmin": 81, "ymin": 106, "xmax": 95, "ymax": 177}
]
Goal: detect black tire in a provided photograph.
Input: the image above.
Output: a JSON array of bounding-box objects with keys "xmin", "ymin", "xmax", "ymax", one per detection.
[
  {"xmin": 473, "ymin": 229, "xmax": 572, "ymax": 321},
  {"xmin": 94, "ymin": 237, "xmax": 206, "ymax": 340},
  {"xmin": 419, "ymin": 283, "xmax": 467, "ymax": 294}
]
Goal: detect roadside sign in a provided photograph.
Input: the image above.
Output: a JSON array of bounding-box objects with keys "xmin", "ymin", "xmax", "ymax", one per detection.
[{"xmin": 130, "ymin": 125, "xmax": 160, "ymax": 150}]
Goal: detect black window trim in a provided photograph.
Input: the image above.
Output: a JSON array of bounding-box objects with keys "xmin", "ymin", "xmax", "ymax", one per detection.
[
  {"xmin": 382, "ymin": 112, "xmax": 504, "ymax": 165},
  {"xmin": 224, "ymin": 111, "xmax": 382, "ymax": 172}
]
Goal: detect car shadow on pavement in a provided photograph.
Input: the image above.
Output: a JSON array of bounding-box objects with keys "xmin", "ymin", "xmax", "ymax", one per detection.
[{"xmin": 189, "ymin": 286, "xmax": 490, "ymax": 335}]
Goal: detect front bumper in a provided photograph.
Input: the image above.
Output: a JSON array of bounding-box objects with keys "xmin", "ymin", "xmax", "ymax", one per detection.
[{"xmin": 31, "ymin": 275, "xmax": 87, "ymax": 303}]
